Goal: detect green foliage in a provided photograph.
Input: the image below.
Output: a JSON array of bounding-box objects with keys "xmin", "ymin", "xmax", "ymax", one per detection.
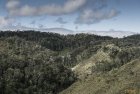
[
  {"xmin": 94, "ymin": 45, "xmax": 140, "ymax": 73},
  {"xmin": 0, "ymin": 37, "xmax": 76, "ymax": 94},
  {"xmin": 94, "ymin": 61, "xmax": 113, "ymax": 72},
  {"xmin": 0, "ymin": 63, "xmax": 76, "ymax": 94},
  {"xmin": 0, "ymin": 31, "xmax": 140, "ymax": 94},
  {"xmin": 0, "ymin": 31, "xmax": 112, "ymax": 51}
]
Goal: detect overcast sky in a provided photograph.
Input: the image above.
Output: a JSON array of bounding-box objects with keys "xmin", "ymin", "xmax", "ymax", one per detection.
[{"xmin": 0, "ymin": 0, "xmax": 140, "ymax": 33}]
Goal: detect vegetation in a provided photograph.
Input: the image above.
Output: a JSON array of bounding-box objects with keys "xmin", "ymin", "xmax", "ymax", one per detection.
[
  {"xmin": 0, "ymin": 36, "xmax": 76, "ymax": 94},
  {"xmin": 0, "ymin": 31, "xmax": 140, "ymax": 94}
]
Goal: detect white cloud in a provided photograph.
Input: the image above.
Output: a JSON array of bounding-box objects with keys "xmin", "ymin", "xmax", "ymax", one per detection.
[
  {"xmin": 6, "ymin": 0, "xmax": 19, "ymax": 9},
  {"xmin": 19, "ymin": 5, "xmax": 36, "ymax": 16},
  {"xmin": 0, "ymin": 16, "xmax": 14, "ymax": 26},
  {"xmin": 6, "ymin": 0, "xmax": 86, "ymax": 16},
  {"xmin": 75, "ymin": 9, "xmax": 120, "ymax": 24},
  {"xmin": 5, "ymin": 0, "xmax": 120, "ymax": 25}
]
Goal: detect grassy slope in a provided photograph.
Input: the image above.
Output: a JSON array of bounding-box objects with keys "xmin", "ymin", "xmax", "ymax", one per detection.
[
  {"xmin": 60, "ymin": 44, "xmax": 140, "ymax": 94},
  {"xmin": 71, "ymin": 51, "xmax": 109, "ymax": 78},
  {"xmin": 71, "ymin": 44, "xmax": 116, "ymax": 78},
  {"xmin": 60, "ymin": 59, "xmax": 140, "ymax": 94}
]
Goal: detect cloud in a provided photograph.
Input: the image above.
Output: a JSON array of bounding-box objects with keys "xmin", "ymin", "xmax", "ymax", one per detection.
[
  {"xmin": 6, "ymin": 0, "xmax": 20, "ymax": 15},
  {"xmin": 56, "ymin": 17, "xmax": 67, "ymax": 24},
  {"xmin": 75, "ymin": 9, "xmax": 120, "ymax": 24},
  {"xmin": 5, "ymin": 0, "xmax": 120, "ymax": 25},
  {"xmin": 0, "ymin": 16, "xmax": 14, "ymax": 26},
  {"xmin": 6, "ymin": 0, "xmax": 86, "ymax": 16},
  {"xmin": 6, "ymin": 0, "xmax": 19, "ymax": 9}
]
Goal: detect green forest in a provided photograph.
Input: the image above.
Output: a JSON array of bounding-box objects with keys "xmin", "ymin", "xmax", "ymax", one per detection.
[{"xmin": 0, "ymin": 31, "xmax": 140, "ymax": 94}]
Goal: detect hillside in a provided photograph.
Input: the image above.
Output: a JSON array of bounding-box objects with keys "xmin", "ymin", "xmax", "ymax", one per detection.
[
  {"xmin": 0, "ymin": 36, "xmax": 76, "ymax": 94},
  {"xmin": 60, "ymin": 59, "xmax": 140, "ymax": 94},
  {"xmin": 60, "ymin": 44, "xmax": 140, "ymax": 94},
  {"xmin": 0, "ymin": 31, "xmax": 140, "ymax": 94}
]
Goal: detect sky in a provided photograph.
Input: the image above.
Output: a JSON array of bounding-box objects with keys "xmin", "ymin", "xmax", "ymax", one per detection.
[{"xmin": 0, "ymin": 0, "xmax": 140, "ymax": 34}]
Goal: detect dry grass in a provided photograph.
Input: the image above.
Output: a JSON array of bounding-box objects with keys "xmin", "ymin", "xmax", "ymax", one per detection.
[{"xmin": 60, "ymin": 59, "xmax": 140, "ymax": 94}]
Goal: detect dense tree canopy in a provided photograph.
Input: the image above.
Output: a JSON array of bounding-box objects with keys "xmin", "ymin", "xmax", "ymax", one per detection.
[{"xmin": 0, "ymin": 31, "xmax": 140, "ymax": 94}]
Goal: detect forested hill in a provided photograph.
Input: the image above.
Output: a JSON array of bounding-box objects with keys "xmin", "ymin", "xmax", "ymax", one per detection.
[
  {"xmin": 0, "ymin": 31, "xmax": 140, "ymax": 94},
  {"xmin": 0, "ymin": 31, "xmax": 112, "ymax": 51}
]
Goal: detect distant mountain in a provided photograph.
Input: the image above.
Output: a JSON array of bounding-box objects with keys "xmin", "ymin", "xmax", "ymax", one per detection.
[
  {"xmin": 40, "ymin": 28, "xmax": 74, "ymax": 35},
  {"xmin": 81, "ymin": 30, "xmax": 138, "ymax": 38},
  {"xmin": 1, "ymin": 25, "xmax": 138, "ymax": 37},
  {"xmin": 1, "ymin": 25, "xmax": 35, "ymax": 31},
  {"xmin": 40, "ymin": 28, "xmax": 138, "ymax": 38},
  {"xmin": 1, "ymin": 26, "xmax": 74, "ymax": 35}
]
